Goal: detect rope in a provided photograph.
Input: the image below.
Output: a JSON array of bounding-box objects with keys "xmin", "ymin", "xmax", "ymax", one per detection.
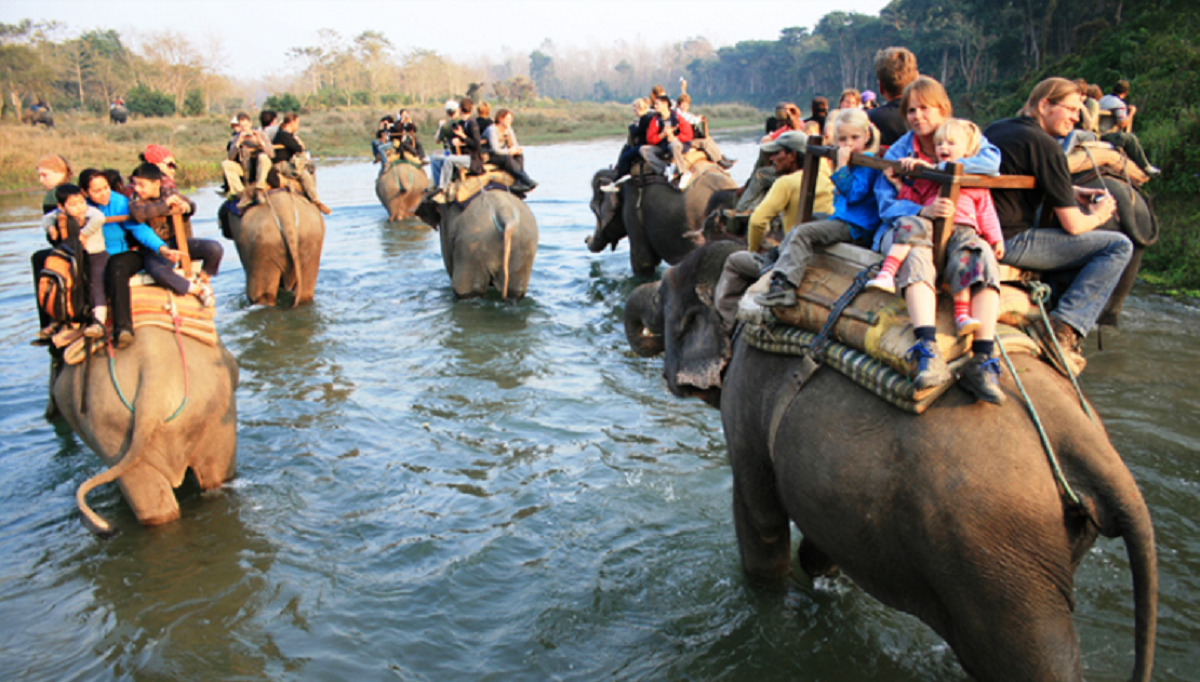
[
  {"xmin": 1025, "ymin": 281, "xmax": 1096, "ymax": 423},
  {"xmin": 104, "ymin": 294, "xmax": 190, "ymax": 422},
  {"xmin": 996, "ymin": 337, "xmax": 1092, "ymax": 521},
  {"xmin": 810, "ymin": 263, "xmax": 880, "ymax": 360}
]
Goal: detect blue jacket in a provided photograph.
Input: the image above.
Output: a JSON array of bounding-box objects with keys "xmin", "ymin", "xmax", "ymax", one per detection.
[
  {"xmin": 93, "ymin": 191, "xmax": 167, "ymax": 256},
  {"xmin": 874, "ymin": 130, "xmax": 1001, "ymax": 250},
  {"xmin": 829, "ymin": 157, "xmax": 883, "ymax": 245}
]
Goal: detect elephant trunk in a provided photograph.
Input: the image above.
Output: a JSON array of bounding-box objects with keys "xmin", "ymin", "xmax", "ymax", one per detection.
[
  {"xmin": 1117, "ymin": 487, "xmax": 1158, "ymax": 682},
  {"xmin": 624, "ymin": 282, "xmax": 664, "ymax": 357}
]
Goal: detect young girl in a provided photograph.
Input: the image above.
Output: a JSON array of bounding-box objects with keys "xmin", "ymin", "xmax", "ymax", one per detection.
[
  {"xmin": 756, "ymin": 108, "xmax": 883, "ymax": 307},
  {"xmin": 867, "ymin": 117, "xmax": 1006, "ymax": 404}
]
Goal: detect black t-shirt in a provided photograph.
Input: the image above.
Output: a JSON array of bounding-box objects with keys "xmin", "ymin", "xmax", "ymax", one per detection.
[
  {"xmin": 983, "ymin": 116, "xmax": 1077, "ymax": 241},
  {"xmin": 868, "ymin": 98, "xmax": 907, "ymax": 147},
  {"xmin": 273, "ymin": 130, "xmax": 305, "ymax": 164}
]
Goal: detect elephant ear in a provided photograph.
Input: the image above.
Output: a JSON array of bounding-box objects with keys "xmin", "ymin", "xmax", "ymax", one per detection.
[{"xmin": 415, "ymin": 198, "xmax": 442, "ymax": 230}]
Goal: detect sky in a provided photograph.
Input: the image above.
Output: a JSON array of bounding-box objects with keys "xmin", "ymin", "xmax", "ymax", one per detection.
[{"xmin": 2, "ymin": 0, "xmax": 894, "ymax": 80}]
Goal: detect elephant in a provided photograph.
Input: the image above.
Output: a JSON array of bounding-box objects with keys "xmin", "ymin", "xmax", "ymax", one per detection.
[
  {"xmin": 623, "ymin": 243, "xmax": 1157, "ymax": 682},
  {"xmin": 219, "ymin": 189, "xmax": 325, "ymax": 306},
  {"xmin": 1075, "ymin": 170, "xmax": 1157, "ymax": 327},
  {"xmin": 376, "ymin": 160, "xmax": 430, "ymax": 222},
  {"xmin": 109, "ymin": 105, "xmax": 129, "ymax": 124},
  {"xmin": 22, "ymin": 107, "xmax": 54, "ymax": 128},
  {"xmin": 588, "ymin": 166, "xmax": 738, "ymax": 276},
  {"xmin": 417, "ymin": 189, "xmax": 538, "ymax": 300},
  {"xmin": 51, "ymin": 326, "xmax": 239, "ymax": 534}
]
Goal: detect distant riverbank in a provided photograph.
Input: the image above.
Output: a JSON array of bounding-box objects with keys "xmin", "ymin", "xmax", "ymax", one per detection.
[{"xmin": 0, "ymin": 102, "xmax": 762, "ymax": 193}]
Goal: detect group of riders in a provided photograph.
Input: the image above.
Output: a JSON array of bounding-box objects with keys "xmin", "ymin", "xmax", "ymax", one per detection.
[
  {"xmin": 601, "ymin": 47, "xmax": 1153, "ymax": 406},
  {"xmin": 221, "ymin": 109, "xmax": 332, "ymax": 215},
  {"xmin": 373, "ymin": 97, "xmax": 538, "ymax": 195},
  {"xmin": 30, "ymin": 146, "xmax": 222, "ymax": 351}
]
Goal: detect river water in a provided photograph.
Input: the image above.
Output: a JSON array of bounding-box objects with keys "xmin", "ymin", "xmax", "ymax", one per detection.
[{"xmin": 0, "ymin": 135, "xmax": 1196, "ymax": 681}]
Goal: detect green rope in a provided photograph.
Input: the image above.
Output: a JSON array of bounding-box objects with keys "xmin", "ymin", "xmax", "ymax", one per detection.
[
  {"xmin": 107, "ymin": 352, "xmax": 136, "ymax": 414},
  {"xmin": 1026, "ymin": 282, "xmax": 1096, "ymax": 423},
  {"xmin": 997, "ymin": 337, "xmax": 1087, "ymax": 512}
]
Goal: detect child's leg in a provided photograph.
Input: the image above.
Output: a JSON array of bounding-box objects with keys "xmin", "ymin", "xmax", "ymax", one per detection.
[
  {"xmin": 953, "ymin": 288, "xmax": 980, "ymax": 336},
  {"xmin": 86, "ymin": 249, "xmax": 109, "ymax": 325},
  {"xmin": 186, "ymin": 239, "xmax": 224, "ymax": 279},
  {"xmin": 141, "ymin": 251, "xmax": 192, "ymax": 295},
  {"xmin": 970, "ymin": 286, "xmax": 999, "ymax": 342},
  {"xmin": 756, "ymin": 219, "xmax": 853, "ymax": 307},
  {"xmin": 866, "ymin": 243, "xmax": 912, "ymax": 292},
  {"xmin": 905, "ymin": 281, "xmax": 938, "ymax": 329}
]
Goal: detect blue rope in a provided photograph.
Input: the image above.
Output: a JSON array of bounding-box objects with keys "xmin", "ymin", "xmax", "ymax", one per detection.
[
  {"xmin": 997, "ymin": 337, "xmax": 1087, "ymax": 513},
  {"xmin": 1026, "ymin": 282, "xmax": 1096, "ymax": 423}
]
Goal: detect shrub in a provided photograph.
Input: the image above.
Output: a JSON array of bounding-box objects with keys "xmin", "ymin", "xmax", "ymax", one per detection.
[
  {"xmin": 126, "ymin": 84, "xmax": 175, "ymax": 118},
  {"xmin": 264, "ymin": 93, "xmax": 302, "ymax": 113},
  {"xmin": 183, "ymin": 89, "xmax": 205, "ymax": 117}
]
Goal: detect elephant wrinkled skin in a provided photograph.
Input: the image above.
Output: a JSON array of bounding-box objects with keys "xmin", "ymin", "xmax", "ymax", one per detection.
[
  {"xmin": 624, "ymin": 244, "xmax": 1157, "ymax": 682},
  {"xmin": 53, "ymin": 327, "xmax": 239, "ymax": 534},
  {"xmin": 376, "ymin": 162, "xmax": 430, "ymax": 222},
  {"xmin": 221, "ymin": 190, "xmax": 325, "ymax": 306},
  {"xmin": 419, "ymin": 190, "xmax": 538, "ymax": 300}
]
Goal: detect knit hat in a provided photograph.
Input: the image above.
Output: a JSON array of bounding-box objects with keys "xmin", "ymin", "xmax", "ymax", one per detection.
[
  {"xmin": 37, "ymin": 153, "xmax": 71, "ymax": 177},
  {"xmin": 143, "ymin": 144, "xmax": 172, "ymax": 164},
  {"xmin": 861, "ymin": 90, "xmax": 877, "ymax": 103}
]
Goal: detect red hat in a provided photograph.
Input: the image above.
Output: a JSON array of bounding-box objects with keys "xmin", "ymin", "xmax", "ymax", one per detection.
[{"xmin": 143, "ymin": 144, "xmax": 172, "ymax": 164}]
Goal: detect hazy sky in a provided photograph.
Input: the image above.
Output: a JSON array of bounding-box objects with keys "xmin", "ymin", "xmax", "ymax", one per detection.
[{"xmin": 3, "ymin": 0, "xmax": 893, "ymax": 80}]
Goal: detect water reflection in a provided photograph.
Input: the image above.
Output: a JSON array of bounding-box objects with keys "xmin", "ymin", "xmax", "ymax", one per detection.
[{"xmin": 79, "ymin": 492, "xmax": 282, "ymax": 680}]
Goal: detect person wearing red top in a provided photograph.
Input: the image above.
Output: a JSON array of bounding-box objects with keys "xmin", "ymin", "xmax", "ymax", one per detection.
[{"xmin": 638, "ymin": 94, "xmax": 693, "ymax": 176}]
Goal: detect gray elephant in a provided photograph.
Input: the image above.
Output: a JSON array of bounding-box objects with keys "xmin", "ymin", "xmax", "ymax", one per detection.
[
  {"xmin": 376, "ymin": 161, "xmax": 429, "ymax": 222},
  {"xmin": 588, "ymin": 166, "xmax": 738, "ymax": 276},
  {"xmin": 109, "ymin": 105, "xmax": 129, "ymax": 124},
  {"xmin": 418, "ymin": 190, "xmax": 538, "ymax": 300},
  {"xmin": 624, "ymin": 243, "xmax": 1157, "ymax": 682},
  {"xmin": 22, "ymin": 107, "xmax": 54, "ymax": 128},
  {"xmin": 52, "ymin": 327, "xmax": 239, "ymax": 534},
  {"xmin": 220, "ymin": 190, "xmax": 325, "ymax": 306}
]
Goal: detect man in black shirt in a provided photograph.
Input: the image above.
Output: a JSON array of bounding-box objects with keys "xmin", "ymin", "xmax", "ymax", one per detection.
[
  {"xmin": 274, "ymin": 113, "xmax": 331, "ymax": 214},
  {"xmin": 867, "ymin": 47, "xmax": 918, "ymax": 147},
  {"xmin": 985, "ymin": 77, "xmax": 1130, "ymax": 373}
]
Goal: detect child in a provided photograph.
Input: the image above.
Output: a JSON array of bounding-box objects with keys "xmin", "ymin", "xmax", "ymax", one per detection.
[
  {"xmin": 128, "ymin": 163, "xmax": 222, "ymax": 308},
  {"xmin": 39, "ymin": 184, "xmax": 109, "ymax": 339},
  {"xmin": 756, "ymin": 108, "xmax": 883, "ymax": 307},
  {"xmin": 866, "ymin": 118, "xmax": 1006, "ymax": 404}
]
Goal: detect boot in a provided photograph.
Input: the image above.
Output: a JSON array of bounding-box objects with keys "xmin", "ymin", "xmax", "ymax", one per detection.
[
  {"xmin": 906, "ymin": 338, "xmax": 952, "ymax": 390},
  {"xmin": 958, "ymin": 352, "xmax": 1006, "ymax": 404},
  {"xmin": 718, "ymin": 157, "xmax": 737, "ymax": 170},
  {"xmin": 754, "ymin": 273, "xmax": 797, "ymax": 308},
  {"xmin": 1028, "ymin": 317, "xmax": 1086, "ymax": 376}
]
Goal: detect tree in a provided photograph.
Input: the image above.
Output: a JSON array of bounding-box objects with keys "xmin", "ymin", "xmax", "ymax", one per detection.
[
  {"xmin": 126, "ymin": 83, "xmax": 174, "ymax": 117},
  {"xmin": 0, "ymin": 20, "xmax": 56, "ymax": 117}
]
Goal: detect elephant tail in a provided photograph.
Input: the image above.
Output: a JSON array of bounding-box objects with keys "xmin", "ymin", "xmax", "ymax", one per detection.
[
  {"xmin": 491, "ymin": 195, "xmax": 520, "ymax": 299},
  {"xmin": 270, "ymin": 192, "xmax": 306, "ymax": 307},
  {"xmin": 75, "ymin": 419, "xmax": 154, "ymax": 536}
]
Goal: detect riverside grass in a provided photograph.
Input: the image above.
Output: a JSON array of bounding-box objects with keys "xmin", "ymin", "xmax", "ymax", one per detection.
[{"xmin": 0, "ymin": 102, "xmax": 761, "ymax": 192}]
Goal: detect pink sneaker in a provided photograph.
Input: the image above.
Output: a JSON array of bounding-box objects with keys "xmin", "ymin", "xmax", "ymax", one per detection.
[
  {"xmin": 956, "ymin": 316, "xmax": 981, "ymax": 336},
  {"xmin": 865, "ymin": 272, "xmax": 896, "ymax": 293}
]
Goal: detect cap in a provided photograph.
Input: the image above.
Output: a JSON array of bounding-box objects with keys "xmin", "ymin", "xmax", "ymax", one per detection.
[
  {"xmin": 760, "ymin": 131, "xmax": 807, "ymax": 154},
  {"xmin": 861, "ymin": 90, "xmax": 877, "ymax": 102},
  {"xmin": 444, "ymin": 99, "xmax": 459, "ymax": 112},
  {"xmin": 229, "ymin": 115, "xmax": 240, "ymax": 125},
  {"xmin": 143, "ymin": 144, "xmax": 172, "ymax": 164}
]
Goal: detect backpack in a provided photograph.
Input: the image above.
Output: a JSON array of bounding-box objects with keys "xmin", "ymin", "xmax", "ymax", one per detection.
[{"xmin": 37, "ymin": 248, "xmax": 85, "ymax": 324}]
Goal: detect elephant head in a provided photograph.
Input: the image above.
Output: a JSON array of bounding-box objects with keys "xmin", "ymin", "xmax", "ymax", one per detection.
[
  {"xmin": 586, "ymin": 168, "xmax": 627, "ymax": 253},
  {"xmin": 624, "ymin": 241, "xmax": 741, "ymax": 406}
]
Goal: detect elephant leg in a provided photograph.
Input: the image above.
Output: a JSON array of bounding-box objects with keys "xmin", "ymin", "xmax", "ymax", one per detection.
[
  {"xmin": 732, "ymin": 479, "xmax": 791, "ymax": 588},
  {"xmin": 797, "ymin": 536, "xmax": 838, "ymax": 578},
  {"xmin": 627, "ymin": 224, "xmax": 661, "ymax": 277},
  {"xmin": 1097, "ymin": 244, "xmax": 1144, "ymax": 328},
  {"xmin": 452, "ymin": 265, "xmax": 489, "ymax": 299},
  {"xmin": 117, "ymin": 463, "xmax": 181, "ymax": 526}
]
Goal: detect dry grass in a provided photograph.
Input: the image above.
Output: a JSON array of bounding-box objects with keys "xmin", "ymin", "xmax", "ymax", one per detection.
[{"xmin": 0, "ymin": 102, "xmax": 766, "ymax": 191}]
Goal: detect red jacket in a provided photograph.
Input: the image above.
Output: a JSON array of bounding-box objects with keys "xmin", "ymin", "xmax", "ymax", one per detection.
[{"xmin": 646, "ymin": 112, "xmax": 693, "ymax": 146}]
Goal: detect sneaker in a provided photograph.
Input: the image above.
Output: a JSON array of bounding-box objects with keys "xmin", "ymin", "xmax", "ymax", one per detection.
[
  {"xmin": 906, "ymin": 338, "xmax": 952, "ymax": 390},
  {"xmin": 236, "ymin": 191, "xmax": 254, "ymax": 210},
  {"xmin": 316, "ymin": 202, "xmax": 333, "ymax": 215},
  {"xmin": 83, "ymin": 322, "xmax": 105, "ymax": 339},
  {"xmin": 864, "ymin": 272, "xmax": 896, "ymax": 294},
  {"xmin": 958, "ymin": 352, "xmax": 1006, "ymax": 404},
  {"xmin": 1145, "ymin": 164, "xmax": 1161, "ymax": 176},
  {"xmin": 35, "ymin": 324, "xmax": 58, "ymax": 340},
  {"xmin": 197, "ymin": 284, "xmax": 215, "ymax": 308},
  {"xmin": 599, "ymin": 182, "xmax": 620, "ymax": 193},
  {"xmin": 754, "ymin": 275, "xmax": 797, "ymax": 308},
  {"xmin": 718, "ymin": 158, "xmax": 737, "ymax": 170},
  {"xmin": 115, "ymin": 329, "xmax": 134, "ymax": 350},
  {"xmin": 955, "ymin": 316, "xmax": 981, "ymax": 337},
  {"xmin": 1028, "ymin": 317, "xmax": 1087, "ymax": 376}
]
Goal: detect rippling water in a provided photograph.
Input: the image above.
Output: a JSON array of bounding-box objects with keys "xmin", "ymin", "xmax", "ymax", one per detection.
[{"xmin": 0, "ymin": 136, "xmax": 1197, "ymax": 681}]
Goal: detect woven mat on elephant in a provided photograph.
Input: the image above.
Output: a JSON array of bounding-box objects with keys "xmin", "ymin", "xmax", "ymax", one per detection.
[
  {"xmin": 742, "ymin": 323, "xmax": 1039, "ymax": 414},
  {"xmin": 1067, "ymin": 141, "xmax": 1148, "ymax": 186},
  {"xmin": 737, "ymin": 242, "xmax": 1039, "ymax": 379},
  {"xmin": 438, "ymin": 169, "xmax": 515, "ymax": 206}
]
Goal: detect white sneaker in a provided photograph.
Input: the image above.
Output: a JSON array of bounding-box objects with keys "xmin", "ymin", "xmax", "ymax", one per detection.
[
  {"xmin": 1145, "ymin": 164, "xmax": 1161, "ymax": 176},
  {"xmin": 865, "ymin": 272, "xmax": 896, "ymax": 294}
]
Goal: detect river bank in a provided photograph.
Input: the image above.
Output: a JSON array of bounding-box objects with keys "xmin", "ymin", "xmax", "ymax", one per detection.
[{"xmin": 0, "ymin": 102, "xmax": 762, "ymax": 192}]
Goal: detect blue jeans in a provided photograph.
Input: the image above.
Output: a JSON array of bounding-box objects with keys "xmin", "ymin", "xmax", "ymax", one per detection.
[{"xmin": 1001, "ymin": 227, "xmax": 1132, "ymax": 335}]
